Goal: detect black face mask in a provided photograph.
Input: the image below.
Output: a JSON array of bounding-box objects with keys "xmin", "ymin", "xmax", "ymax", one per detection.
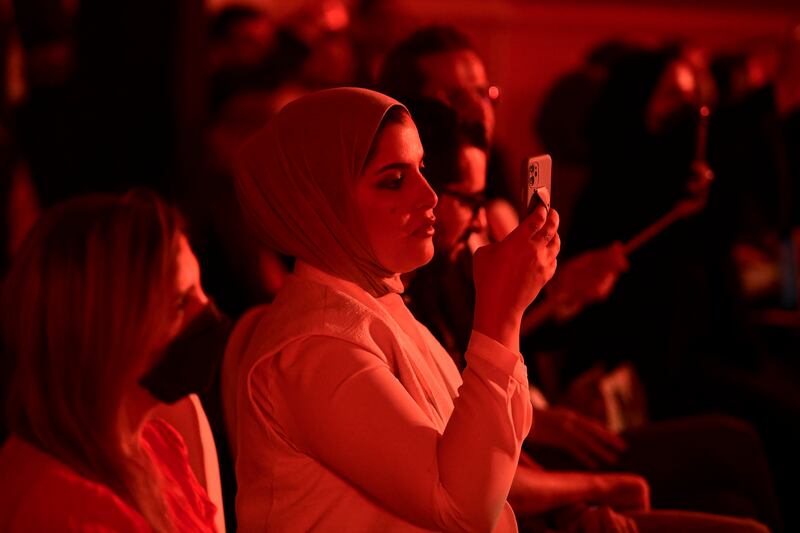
[{"xmin": 139, "ymin": 301, "xmax": 231, "ymax": 404}]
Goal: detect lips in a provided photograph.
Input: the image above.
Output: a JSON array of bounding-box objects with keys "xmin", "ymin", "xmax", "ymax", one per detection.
[{"xmin": 411, "ymin": 217, "xmax": 436, "ymax": 237}]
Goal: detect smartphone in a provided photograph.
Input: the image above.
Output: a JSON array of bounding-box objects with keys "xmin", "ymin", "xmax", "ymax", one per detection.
[{"xmin": 522, "ymin": 154, "xmax": 552, "ymax": 215}]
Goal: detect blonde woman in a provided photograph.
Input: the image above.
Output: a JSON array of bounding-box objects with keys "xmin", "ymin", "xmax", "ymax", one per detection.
[{"xmin": 0, "ymin": 192, "xmax": 217, "ymax": 532}]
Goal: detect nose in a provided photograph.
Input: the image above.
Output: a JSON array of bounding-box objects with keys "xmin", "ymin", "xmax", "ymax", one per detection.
[
  {"xmin": 471, "ymin": 206, "xmax": 488, "ymax": 233},
  {"xmin": 415, "ymin": 171, "xmax": 438, "ymax": 210}
]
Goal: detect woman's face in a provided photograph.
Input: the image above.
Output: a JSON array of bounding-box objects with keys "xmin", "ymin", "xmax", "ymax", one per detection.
[
  {"xmin": 433, "ymin": 146, "xmax": 488, "ymax": 256},
  {"xmin": 167, "ymin": 233, "xmax": 209, "ymax": 340},
  {"xmin": 419, "ymin": 49, "xmax": 495, "ymax": 144},
  {"xmin": 354, "ymin": 117, "xmax": 438, "ymax": 274}
]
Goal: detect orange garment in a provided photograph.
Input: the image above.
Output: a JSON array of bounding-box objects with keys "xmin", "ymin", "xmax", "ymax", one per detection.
[
  {"xmin": 0, "ymin": 418, "xmax": 217, "ymax": 532},
  {"xmin": 223, "ymin": 262, "xmax": 532, "ymax": 532}
]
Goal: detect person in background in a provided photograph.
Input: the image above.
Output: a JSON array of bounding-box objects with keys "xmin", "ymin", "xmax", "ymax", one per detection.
[
  {"xmin": 0, "ymin": 191, "xmax": 217, "ymax": 531},
  {"xmin": 377, "ymin": 24, "xmax": 630, "ymax": 341},
  {"xmin": 404, "ymin": 97, "xmax": 779, "ymax": 532},
  {"xmin": 377, "ymin": 23, "xmax": 633, "ymax": 469}
]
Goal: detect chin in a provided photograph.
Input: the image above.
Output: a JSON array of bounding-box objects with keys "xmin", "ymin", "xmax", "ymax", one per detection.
[
  {"xmin": 418, "ymin": 241, "xmax": 435, "ymax": 266},
  {"xmin": 391, "ymin": 240, "xmax": 435, "ymax": 273}
]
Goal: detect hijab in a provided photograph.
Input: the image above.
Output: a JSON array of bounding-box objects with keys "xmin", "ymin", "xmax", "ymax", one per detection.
[{"xmin": 234, "ymin": 87, "xmax": 408, "ymax": 297}]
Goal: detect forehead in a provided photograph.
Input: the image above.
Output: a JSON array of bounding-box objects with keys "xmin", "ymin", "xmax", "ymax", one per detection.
[
  {"xmin": 361, "ymin": 119, "xmax": 423, "ymax": 175},
  {"xmin": 418, "ymin": 49, "xmax": 488, "ymax": 92}
]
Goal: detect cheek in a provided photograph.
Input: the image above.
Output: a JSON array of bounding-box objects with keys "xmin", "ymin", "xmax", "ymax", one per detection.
[
  {"xmin": 440, "ymin": 202, "xmax": 471, "ymax": 226},
  {"xmin": 387, "ymin": 205, "xmax": 411, "ymax": 228},
  {"xmin": 435, "ymin": 203, "xmax": 469, "ymax": 243},
  {"xmin": 365, "ymin": 199, "xmax": 411, "ymax": 232},
  {"xmin": 360, "ymin": 202, "xmax": 404, "ymax": 258}
]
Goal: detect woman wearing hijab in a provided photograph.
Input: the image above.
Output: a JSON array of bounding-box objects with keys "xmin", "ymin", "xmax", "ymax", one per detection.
[
  {"xmin": 222, "ymin": 87, "xmax": 559, "ymax": 532},
  {"xmin": 0, "ymin": 191, "xmax": 218, "ymax": 531}
]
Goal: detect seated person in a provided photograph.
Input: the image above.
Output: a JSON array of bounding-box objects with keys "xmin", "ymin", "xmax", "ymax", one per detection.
[
  {"xmin": 222, "ymin": 87, "xmax": 768, "ymax": 533},
  {"xmin": 377, "ymin": 25, "xmax": 630, "ymax": 334},
  {"xmin": 404, "ymin": 97, "xmax": 777, "ymax": 532},
  {"xmin": 222, "ymin": 87, "xmax": 558, "ymax": 532},
  {"xmin": 0, "ymin": 191, "xmax": 218, "ymax": 531}
]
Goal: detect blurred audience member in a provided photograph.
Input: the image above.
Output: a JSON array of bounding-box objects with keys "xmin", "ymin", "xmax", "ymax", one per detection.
[
  {"xmin": 377, "ymin": 25, "xmax": 508, "ymax": 200},
  {"xmin": 547, "ymin": 40, "xmax": 800, "ymax": 530},
  {"xmin": 380, "ymin": 26, "xmax": 629, "ymax": 338},
  {"xmin": 560, "ymin": 44, "xmax": 730, "ymax": 399},
  {"xmin": 198, "ymin": 1, "xmax": 368, "ymax": 319},
  {"xmin": 0, "ymin": 191, "xmax": 217, "ymax": 531},
  {"xmin": 709, "ymin": 28, "xmax": 800, "ymax": 308},
  {"xmin": 405, "ymin": 97, "xmax": 781, "ymax": 532}
]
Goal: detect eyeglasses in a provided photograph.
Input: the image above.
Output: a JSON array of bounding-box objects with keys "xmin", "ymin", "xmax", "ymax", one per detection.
[
  {"xmin": 440, "ymin": 189, "xmax": 487, "ymax": 216},
  {"xmin": 443, "ymin": 85, "xmax": 501, "ymax": 108}
]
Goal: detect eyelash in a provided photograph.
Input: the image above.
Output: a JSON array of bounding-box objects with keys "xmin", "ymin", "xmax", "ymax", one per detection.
[
  {"xmin": 378, "ymin": 163, "xmax": 425, "ymax": 190},
  {"xmin": 379, "ymin": 173, "xmax": 404, "ymax": 190}
]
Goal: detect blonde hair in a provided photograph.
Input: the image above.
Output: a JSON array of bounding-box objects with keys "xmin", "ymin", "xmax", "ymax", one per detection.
[{"xmin": 3, "ymin": 190, "xmax": 183, "ymax": 531}]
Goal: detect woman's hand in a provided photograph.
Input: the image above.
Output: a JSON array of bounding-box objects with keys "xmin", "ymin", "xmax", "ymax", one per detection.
[
  {"xmin": 546, "ymin": 243, "xmax": 629, "ymax": 323},
  {"xmin": 509, "ymin": 466, "xmax": 648, "ymax": 518},
  {"xmin": 590, "ymin": 473, "xmax": 651, "ymax": 512},
  {"xmin": 527, "ymin": 406, "xmax": 628, "ymax": 469},
  {"xmin": 472, "ymin": 204, "xmax": 560, "ymax": 351},
  {"xmin": 565, "ymin": 506, "xmax": 639, "ymax": 533}
]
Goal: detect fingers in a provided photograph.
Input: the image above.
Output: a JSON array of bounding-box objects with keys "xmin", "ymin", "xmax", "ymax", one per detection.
[
  {"xmin": 567, "ymin": 444, "xmax": 602, "ymax": 470},
  {"xmin": 597, "ymin": 508, "xmax": 638, "ymax": 533},
  {"xmin": 624, "ymin": 515, "xmax": 640, "ymax": 533},
  {"xmin": 567, "ymin": 425, "xmax": 624, "ymax": 468},
  {"xmin": 576, "ymin": 416, "xmax": 628, "ymax": 452},
  {"xmin": 534, "ymin": 208, "xmax": 560, "ymax": 243},
  {"xmin": 597, "ymin": 507, "xmax": 619, "ymax": 533},
  {"xmin": 519, "ymin": 203, "xmax": 549, "ymax": 236},
  {"xmin": 553, "ymin": 409, "xmax": 625, "ymax": 467},
  {"xmin": 548, "ymin": 232, "xmax": 561, "ymax": 253},
  {"xmin": 574, "ymin": 506, "xmax": 636, "ymax": 533},
  {"xmin": 572, "ymin": 435, "xmax": 623, "ymax": 467}
]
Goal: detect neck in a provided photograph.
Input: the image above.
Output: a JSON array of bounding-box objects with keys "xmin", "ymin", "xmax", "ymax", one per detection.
[
  {"xmin": 294, "ymin": 260, "xmax": 405, "ymax": 295},
  {"xmin": 120, "ymin": 386, "xmax": 159, "ymax": 450}
]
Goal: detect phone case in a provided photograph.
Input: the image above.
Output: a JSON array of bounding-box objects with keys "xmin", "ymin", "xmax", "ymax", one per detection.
[{"xmin": 523, "ymin": 154, "xmax": 552, "ymax": 213}]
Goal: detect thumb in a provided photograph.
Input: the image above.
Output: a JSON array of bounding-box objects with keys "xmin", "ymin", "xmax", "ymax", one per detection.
[{"xmin": 514, "ymin": 203, "xmax": 549, "ymax": 240}]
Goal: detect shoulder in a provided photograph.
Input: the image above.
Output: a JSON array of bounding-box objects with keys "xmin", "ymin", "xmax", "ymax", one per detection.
[
  {"xmin": 234, "ymin": 277, "xmax": 398, "ymax": 371},
  {"xmin": 142, "ymin": 417, "xmax": 189, "ymax": 462},
  {"xmin": 141, "ymin": 417, "xmax": 207, "ymax": 494},
  {"xmin": 269, "ymin": 275, "xmax": 382, "ymax": 336},
  {"xmin": 256, "ymin": 335, "xmax": 394, "ymax": 395},
  {"xmin": 140, "ymin": 419, "xmax": 217, "ymax": 530},
  {"xmin": 0, "ymin": 438, "xmax": 146, "ymax": 532}
]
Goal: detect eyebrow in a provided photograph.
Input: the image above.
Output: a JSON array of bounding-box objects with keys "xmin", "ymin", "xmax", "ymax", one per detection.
[
  {"xmin": 375, "ymin": 162, "xmax": 410, "ymax": 174},
  {"xmin": 374, "ymin": 153, "xmax": 425, "ymax": 175}
]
